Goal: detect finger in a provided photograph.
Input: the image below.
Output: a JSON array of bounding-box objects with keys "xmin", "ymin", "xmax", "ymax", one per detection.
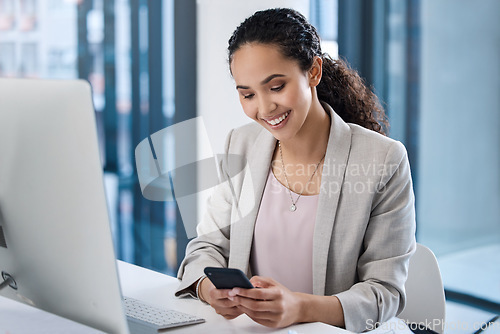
[
  {"xmin": 249, "ymin": 276, "xmax": 276, "ymax": 288},
  {"xmin": 244, "ymin": 311, "xmax": 288, "ymax": 329},
  {"xmin": 212, "ymin": 297, "xmax": 241, "ymax": 308},
  {"xmin": 210, "ymin": 288, "xmax": 235, "ymax": 301},
  {"xmin": 237, "ymin": 304, "xmax": 279, "ymax": 324},
  {"xmin": 231, "ymin": 286, "xmax": 282, "ymax": 300},
  {"xmin": 215, "ymin": 306, "xmax": 243, "ymax": 319},
  {"xmin": 233, "ymin": 295, "xmax": 277, "ymax": 312}
]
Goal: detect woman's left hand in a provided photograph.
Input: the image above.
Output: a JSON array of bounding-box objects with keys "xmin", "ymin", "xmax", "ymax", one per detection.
[{"xmin": 228, "ymin": 276, "xmax": 303, "ymax": 328}]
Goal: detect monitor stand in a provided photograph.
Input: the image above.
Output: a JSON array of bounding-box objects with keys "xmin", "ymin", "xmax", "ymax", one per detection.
[{"xmin": 0, "ymin": 272, "xmax": 16, "ymax": 291}]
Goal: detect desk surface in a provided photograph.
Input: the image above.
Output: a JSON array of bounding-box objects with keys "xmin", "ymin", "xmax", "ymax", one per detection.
[{"xmin": 0, "ymin": 260, "xmax": 351, "ymax": 334}]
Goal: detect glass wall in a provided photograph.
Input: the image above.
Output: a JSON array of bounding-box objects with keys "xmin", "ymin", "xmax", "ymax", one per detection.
[
  {"xmin": 0, "ymin": 0, "xmax": 77, "ymax": 78},
  {"xmin": 417, "ymin": 0, "xmax": 500, "ymax": 310},
  {"xmin": 383, "ymin": 0, "xmax": 500, "ymax": 320},
  {"xmin": 310, "ymin": 0, "xmax": 339, "ymax": 58},
  {"xmin": 337, "ymin": 0, "xmax": 500, "ymax": 322}
]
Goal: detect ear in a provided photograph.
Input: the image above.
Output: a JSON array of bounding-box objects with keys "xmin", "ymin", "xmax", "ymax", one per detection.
[{"xmin": 308, "ymin": 56, "xmax": 323, "ymax": 87}]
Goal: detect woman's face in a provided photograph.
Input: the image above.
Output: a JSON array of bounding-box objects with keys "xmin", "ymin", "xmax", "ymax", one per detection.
[{"xmin": 230, "ymin": 43, "xmax": 320, "ymax": 142}]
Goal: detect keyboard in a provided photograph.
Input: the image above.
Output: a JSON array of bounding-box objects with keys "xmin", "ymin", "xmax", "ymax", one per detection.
[{"xmin": 123, "ymin": 296, "xmax": 205, "ymax": 331}]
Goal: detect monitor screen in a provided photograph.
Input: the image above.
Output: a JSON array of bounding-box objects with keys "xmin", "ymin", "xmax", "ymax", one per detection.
[{"xmin": 0, "ymin": 78, "xmax": 129, "ymax": 334}]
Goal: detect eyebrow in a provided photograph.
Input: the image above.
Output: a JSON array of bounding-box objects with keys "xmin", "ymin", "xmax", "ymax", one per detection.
[{"xmin": 236, "ymin": 74, "xmax": 286, "ymax": 90}]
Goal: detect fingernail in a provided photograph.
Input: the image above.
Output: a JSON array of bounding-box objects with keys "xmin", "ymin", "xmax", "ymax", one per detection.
[{"xmin": 228, "ymin": 296, "xmax": 234, "ymax": 301}]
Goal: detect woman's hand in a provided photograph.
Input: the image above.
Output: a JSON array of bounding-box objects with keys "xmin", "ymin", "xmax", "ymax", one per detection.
[
  {"xmin": 199, "ymin": 277, "xmax": 244, "ymax": 319},
  {"xmin": 228, "ymin": 276, "xmax": 303, "ymax": 328}
]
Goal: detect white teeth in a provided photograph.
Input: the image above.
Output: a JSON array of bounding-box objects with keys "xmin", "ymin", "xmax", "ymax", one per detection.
[{"xmin": 266, "ymin": 112, "xmax": 289, "ymax": 126}]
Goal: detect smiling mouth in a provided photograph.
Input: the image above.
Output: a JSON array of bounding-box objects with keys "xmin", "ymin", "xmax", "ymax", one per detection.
[{"xmin": 263, "ymin": 111, "xmax": 289, "ymax": 126}]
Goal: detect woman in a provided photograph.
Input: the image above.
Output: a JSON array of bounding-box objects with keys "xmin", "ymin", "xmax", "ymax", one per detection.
[{"xmin": 175, "ymin": 8, "xmax": 416, "ymax": 332}]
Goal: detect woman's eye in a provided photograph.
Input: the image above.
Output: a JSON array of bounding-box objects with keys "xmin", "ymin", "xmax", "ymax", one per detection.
[
  {"xmin": 271, "ymin": 84, "xmax": 285, "ymax": 92},
  {"xmin": 243, "ymin": 93, "xmax": 254, "ymax": 99}
]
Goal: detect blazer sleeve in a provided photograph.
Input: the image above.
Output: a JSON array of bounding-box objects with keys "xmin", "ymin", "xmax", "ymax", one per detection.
[
  {"xmin": 174, "ymin": 130, "xmax": 235, "ymax": 298},
  {"xmin": 335, "ymin": 141, "xmax": 417, "ymax": 332}
]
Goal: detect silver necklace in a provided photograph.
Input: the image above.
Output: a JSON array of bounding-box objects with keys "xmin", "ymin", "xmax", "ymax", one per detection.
[{"xmin": 278, "ymin": 141, "xmax": 325, "ymax": 212}]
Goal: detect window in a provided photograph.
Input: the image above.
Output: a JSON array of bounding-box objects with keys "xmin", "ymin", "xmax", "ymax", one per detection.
[
  {"xmin": 337, "ymin": 0, "xmax": 500, "ymax": 325},
  {"xmin": 384, "ymin": 0, "xmax": 500, "ymax": 324},
  {"xmin": 416, "ymin": 0, "xmax": 500, "ymax": 314},
  {"xmin": 310, "ymin": 0, "xmax": 339, "ymax": 58}
]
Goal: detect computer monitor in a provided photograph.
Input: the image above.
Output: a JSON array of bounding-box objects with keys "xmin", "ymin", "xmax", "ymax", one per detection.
[{"xmin": 0, "ymin": 78, "xmax": 130, "ymax": 333}]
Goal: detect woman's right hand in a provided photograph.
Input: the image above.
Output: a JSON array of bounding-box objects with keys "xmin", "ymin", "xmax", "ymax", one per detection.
[{"xmin": 199, "ymin": 277, "xmax": 244, "ymax": 319}]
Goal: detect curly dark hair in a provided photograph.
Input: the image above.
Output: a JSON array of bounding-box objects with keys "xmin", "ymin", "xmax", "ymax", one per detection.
[{"xmin": 228, "ymin": 8, "xmax": 389, "ymax": 135}]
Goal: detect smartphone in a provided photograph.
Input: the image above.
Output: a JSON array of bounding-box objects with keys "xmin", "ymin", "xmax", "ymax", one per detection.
[{"xmin": 204, "ymin": 267, "xmax": 254, "ymax": 289}]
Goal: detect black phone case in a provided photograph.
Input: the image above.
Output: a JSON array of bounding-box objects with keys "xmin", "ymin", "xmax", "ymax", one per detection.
[{"xmin": 204, "ymin": 267, "xmax": 254, "ymax": 289}]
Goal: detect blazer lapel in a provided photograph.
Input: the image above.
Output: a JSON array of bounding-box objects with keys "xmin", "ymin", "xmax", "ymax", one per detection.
[
  {"xmin": 228, "ymin": 128, "xmax": 276, "ymax": 274},
  {"xmin": 312, "ymin": 104, "xmax": 352, "ymax": 295}
]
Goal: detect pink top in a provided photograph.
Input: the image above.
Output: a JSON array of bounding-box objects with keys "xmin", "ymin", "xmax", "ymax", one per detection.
[{"xmin": 250, "ymin": 168, "xmax": 319, "ymax": 294}]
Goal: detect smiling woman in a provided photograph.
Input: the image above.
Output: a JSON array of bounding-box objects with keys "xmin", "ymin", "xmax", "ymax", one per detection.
[
  {"xmin": 231, "ymin": 43, "xmax": 326, "ymax": 146},
  {"xmin": 175, "ymin": 8, "xmax": 416, "ymax": 333}
]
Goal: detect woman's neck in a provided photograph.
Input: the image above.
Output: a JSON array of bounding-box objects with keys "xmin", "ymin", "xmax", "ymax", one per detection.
[{"xmin": 278, "ymin": 99, "xmax": 330, "ymax": 163}]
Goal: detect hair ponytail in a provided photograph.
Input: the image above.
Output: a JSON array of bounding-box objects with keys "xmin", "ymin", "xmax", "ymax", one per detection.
[{"xmin": 318, "ymin": 55, "xmax": 388, "ymax": 135}]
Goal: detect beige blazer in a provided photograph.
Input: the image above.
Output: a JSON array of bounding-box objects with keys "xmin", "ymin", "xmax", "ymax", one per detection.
[{"xmin": 175, "ymin": 104, "xmax": 416, "ymax": 332}]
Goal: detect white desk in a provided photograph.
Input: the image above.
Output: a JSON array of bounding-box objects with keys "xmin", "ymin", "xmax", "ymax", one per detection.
[{"xmin": 0, "ymin": 260, "xmax": 351, "ymax": 334}]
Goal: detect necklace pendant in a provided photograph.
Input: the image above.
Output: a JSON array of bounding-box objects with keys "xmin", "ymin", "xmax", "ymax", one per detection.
[{"xmin": 290, "ymin": 204, "xmax": 296, "ymax": 212}]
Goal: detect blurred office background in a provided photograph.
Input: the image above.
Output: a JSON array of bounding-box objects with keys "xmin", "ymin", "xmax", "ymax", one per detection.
[{"xmin": 1, "ymin": 0, "xmax": 498, "ymax": 331}]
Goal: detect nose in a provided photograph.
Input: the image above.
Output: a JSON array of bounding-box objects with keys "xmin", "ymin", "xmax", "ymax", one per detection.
[{"xmin": 258, "ymin": 95, "xmax": 277, "ymax": 116}]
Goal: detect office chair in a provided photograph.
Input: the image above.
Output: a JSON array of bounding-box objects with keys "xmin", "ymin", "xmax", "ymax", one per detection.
[{"xmin": 399, "ymin": 243, "xmax": 446, "ymax": 334}]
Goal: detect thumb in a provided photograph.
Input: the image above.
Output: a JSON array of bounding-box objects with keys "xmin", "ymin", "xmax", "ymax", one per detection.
[{"xmin": 249, "ymin": 276, "xmax": 275, "ymax": 288}]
